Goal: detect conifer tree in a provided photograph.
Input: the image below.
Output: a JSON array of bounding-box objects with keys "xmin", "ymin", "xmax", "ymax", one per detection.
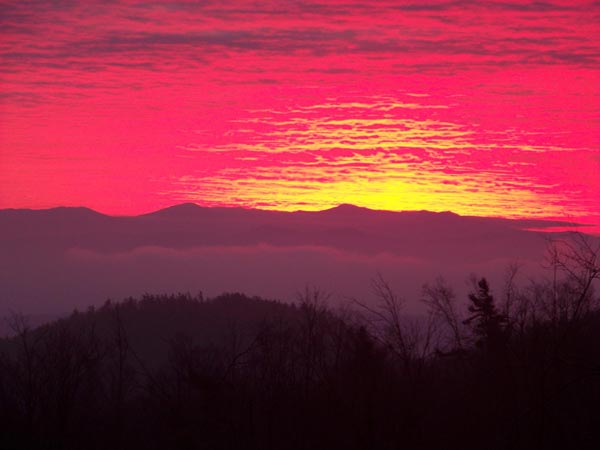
[{"xmin": 463, "ymin": 278, "xmax": 507, "ymax": 351}]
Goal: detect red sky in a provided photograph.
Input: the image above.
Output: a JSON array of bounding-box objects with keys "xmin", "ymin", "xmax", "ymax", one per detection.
[{"xmin": 1, "ymin": 0, "xmax": 599, "ymax": 225}]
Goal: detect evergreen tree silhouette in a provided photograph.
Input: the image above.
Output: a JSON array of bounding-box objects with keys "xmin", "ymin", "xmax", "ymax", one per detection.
[{"xmin": 463, "ymin": 278, "xmax": 507, "ymax": 351}]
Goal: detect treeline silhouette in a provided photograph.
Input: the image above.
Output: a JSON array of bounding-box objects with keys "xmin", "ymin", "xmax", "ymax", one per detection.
[{"xmin": 1, "ymin": 236, "xmax": 599, "ymax": 449}]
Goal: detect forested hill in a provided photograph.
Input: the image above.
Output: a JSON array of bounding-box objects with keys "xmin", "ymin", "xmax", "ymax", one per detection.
[{"xmin": 1, "ymin": 285, "xmax": 600, "ymax": 450}]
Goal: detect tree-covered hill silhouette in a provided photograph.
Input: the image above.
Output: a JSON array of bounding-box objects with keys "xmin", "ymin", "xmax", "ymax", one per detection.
[{"xmin": 1, "ymin": 233, "xmax": 599, "ymax": 450}]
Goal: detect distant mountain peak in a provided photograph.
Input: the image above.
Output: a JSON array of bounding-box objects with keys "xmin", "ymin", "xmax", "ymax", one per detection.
[
  {"xmin": 146, "ymin": 203, "xmax": 204, "ymax": 217},
  {"xmin": 322, "ymin": 203, "xmax": 373, "ymax": 213},
  {"xmin": 169, "ymin": 202, "xmax": 202, "ymax": 211},
  {"xmin": 0, "ymin": 205, "xmax": 106, "ymax": 218}
]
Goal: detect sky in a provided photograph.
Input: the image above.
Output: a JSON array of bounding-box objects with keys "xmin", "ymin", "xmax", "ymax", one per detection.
[{"xmin": 1, "ymin": 0, "xmax": 599, "ymax": 224}]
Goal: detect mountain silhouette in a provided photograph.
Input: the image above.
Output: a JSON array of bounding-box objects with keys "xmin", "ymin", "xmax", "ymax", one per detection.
[
  {"xmin": 143, "ymin": 202, "xmax": 207, "ymax": 217},
  {"xmin": 1, "ymin": 203, "xmax": 596, "ymax": 317},
  {"xmin": 0, "ymin": 203, "xmax": 587, "ymax": 257}
]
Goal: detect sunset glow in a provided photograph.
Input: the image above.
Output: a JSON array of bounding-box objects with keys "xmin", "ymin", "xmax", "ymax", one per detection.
[{"xmin": 1, "ymin": 1, "xmax": 599, "ymax": 223}]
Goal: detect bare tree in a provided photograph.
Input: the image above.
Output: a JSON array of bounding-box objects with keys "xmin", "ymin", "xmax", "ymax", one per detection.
[
  {"xmin": 354, "ymin": 274, "xmax": 436, "ymax": 376},
  {"xmin": 6, "ymin": 313, "xmax": 46, "ymax": 434},
  {"xmin": 296, "ymin": 286, "xmax": 331, "ymax": 389},
  {"xmin": 106, "ymin": 303, "xmax": 135, "ymax": 448},
  {"xmin": 422, "ymin": 276, "xmax": 464, "ymax": 353},
  {"xmin": 543, "ymin": 232, "xmax": 600, "ymax": 324}
]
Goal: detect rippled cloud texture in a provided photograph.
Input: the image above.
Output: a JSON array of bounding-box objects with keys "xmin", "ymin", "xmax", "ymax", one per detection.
[{"xmin": 1, "ymin": 0, "xmax": 599, "ymax": 221}]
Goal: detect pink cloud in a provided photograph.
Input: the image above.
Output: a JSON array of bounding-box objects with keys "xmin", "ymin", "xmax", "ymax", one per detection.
[{"xmin": 1, "ymin": 0, "xmax": 598, "ymax": 222}]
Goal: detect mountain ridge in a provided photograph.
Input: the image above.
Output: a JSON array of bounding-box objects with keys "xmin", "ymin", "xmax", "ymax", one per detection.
[
  {"xmin": 0, "ymin": 202, "xmax": 586, "ymax": 230},
  {"xmin": 2, "ymin": 202, "xmax": 598, "ymax": 316}
]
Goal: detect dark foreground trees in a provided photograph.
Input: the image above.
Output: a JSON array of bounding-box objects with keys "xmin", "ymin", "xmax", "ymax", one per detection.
[{"xmin": 0, "ymin": 235, "xmax": 598, "ymax": 449}]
